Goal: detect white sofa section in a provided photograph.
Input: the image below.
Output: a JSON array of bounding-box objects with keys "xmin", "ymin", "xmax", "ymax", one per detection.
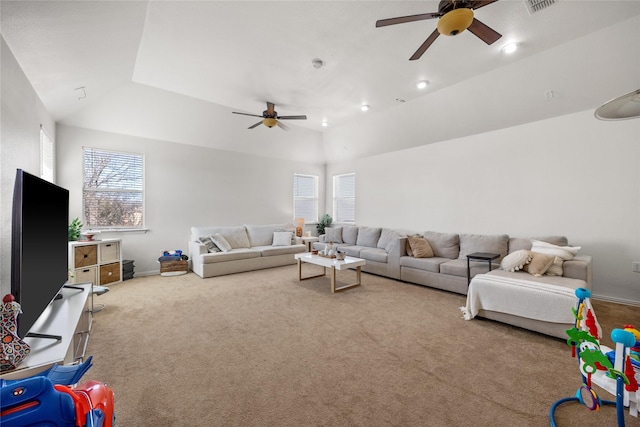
[{"xmin": 189, "ymin": 224, "xmax": 306, "ymax": 278}]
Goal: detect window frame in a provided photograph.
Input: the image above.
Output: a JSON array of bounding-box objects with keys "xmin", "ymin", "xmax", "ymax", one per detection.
[
  {"xmin": 82, "ymin": 147, "xmax": 145, "ymax": 230},
  {"xmin": 293, "ymin": 173, "xmax": 319, "ymax": 224},
  {"xmin": 333, "ymin": 172, "xmax": 356, "ymax": 224}
]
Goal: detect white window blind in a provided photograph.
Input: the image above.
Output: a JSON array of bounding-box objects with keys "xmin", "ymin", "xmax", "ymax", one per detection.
[
  {"xmin": 293, "ymin": 174, "xmax": 318, "ymax": 223},
  {"xmin": 40, "ymin": 126, "xmax": 54, "ymax": 183},
  {"xmin": 83, "ymin": 147, "xmax": 144, "ymax": 228},
  {"xmin": 334, "ymin": 173, "xmax": 355, "ymax": 223}
]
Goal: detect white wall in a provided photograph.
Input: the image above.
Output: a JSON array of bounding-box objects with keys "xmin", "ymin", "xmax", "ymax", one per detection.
[
  {"xmin": 325, "ymin": 110, "xmax": 640, "ymax": 304},
  {"xmin": 56, "ymin": 124, "xmax": 325, "ymax": 275},
  {"xmin": 0, "ymin": 37, "xmax": 56, "ymax": 297}
]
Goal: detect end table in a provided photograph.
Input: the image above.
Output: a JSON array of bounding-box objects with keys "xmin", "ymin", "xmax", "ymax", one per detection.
[
  {"xmin": 466, "ymin": 252, "xmax": 500, "ymax": 285},
  {"xmin": 302, "ymin": 236, "xmax": 319, "ymax": 252}
]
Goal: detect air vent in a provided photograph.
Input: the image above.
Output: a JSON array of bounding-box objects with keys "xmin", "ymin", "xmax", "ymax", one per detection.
[{"xmin": 525, "ymin": 0, "xmax": 556, "ymax": 15}]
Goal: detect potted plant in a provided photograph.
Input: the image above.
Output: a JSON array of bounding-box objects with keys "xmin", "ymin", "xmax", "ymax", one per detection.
[
  {"xmin": 68, "ymin": 217, "xmax": 83, "ymax": 241},
  {"xmin": 316, "ymin": 214, "xmax": 332, "ymax": 236}
]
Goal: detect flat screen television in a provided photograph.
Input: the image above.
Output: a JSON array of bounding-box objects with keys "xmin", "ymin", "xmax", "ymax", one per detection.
[{"xmin": 11, "ymin": 169, "xmax": 70, "ymax": 338}]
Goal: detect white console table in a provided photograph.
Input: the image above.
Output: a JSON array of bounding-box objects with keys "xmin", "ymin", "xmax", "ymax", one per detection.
[{"xmin": 0, "ymin": 283, "xmax": 92, "ymax": 380}]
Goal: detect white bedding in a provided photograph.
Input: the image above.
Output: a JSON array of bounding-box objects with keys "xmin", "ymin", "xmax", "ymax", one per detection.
[{"xmin": 460, "ymin": 273, "xmax": 577, "ymax": 324}]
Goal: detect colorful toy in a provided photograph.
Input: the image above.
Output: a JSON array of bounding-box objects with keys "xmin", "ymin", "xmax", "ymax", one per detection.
[{"xmin": 550, "ymin": 288, "xmax": 638, "ymax": 426}]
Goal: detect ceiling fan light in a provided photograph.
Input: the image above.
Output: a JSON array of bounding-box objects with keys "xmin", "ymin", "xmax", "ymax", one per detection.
[
  {"xmin": 437, "ymin": 8, "xmax": 474, "ymax": 37},
  {"xmin": 501, "ymin": 42, "xmax": 518, "ymax": 54},
  {"xmin": 263, "ymin": 118, "xmax": 278, "ymax": 128}
]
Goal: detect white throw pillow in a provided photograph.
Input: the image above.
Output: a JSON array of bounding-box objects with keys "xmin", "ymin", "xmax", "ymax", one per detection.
[
  {"xmin": 500, "ymin": 249, "xmax": 532, "ymax": 272},
  {"xmin": 272, "ymin": 231, "xmax": 293, "ymax": 246},
  {"xmin": 211, "ymin": 233, "xmax": 232, "ymax": 252},
  {"xmin": 531, "ymin": 240, "xmax": 580, "ymax": 260},
  {"xmin": 545, "ymin": 256, "xmax": 564, "ymax": 276}
]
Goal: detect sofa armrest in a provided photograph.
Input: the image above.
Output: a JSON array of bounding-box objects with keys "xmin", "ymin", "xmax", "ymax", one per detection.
[
  {"xmin": 563, "ymin": 254, "xmax": 592, "ymax": 289},
  {"xmin": 189, "ymin": 240, "xmax": 207, "ymax": 260},
  {"xmin": 384, "ymin": 237, "xmax": 406, "ymax": 279}
]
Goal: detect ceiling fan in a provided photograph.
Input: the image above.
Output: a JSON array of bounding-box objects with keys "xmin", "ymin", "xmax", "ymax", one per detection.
[
  {"xmin": 376, "ymin": 0, "xmax": 502, "ymax": 61},
  {"xmin": 232, "ymin": 102, "xmax": 307, "ymax": 130}
]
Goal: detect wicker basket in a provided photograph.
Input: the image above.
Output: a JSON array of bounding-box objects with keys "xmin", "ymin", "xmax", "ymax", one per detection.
[{"xmin": 160, "ymin": 260, "xmax": 188, "ymax": 273}]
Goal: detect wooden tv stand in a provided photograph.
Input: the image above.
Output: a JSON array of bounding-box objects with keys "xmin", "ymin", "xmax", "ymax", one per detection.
[{"xmin": 0, "ymin": 283, "xmax": 92, "ymax": 380}]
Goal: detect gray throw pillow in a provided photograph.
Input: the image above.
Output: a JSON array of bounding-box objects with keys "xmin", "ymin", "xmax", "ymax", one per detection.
[
  {"xmin": 199, "ymin": 236, "xmax": 220, "ymax": 253},
  {"xmin": 356, "ymin": 226, "xmax": 382, "ymax": 248},
  {"xmin": 423, "ymin": 231, "xmax": 459, "ymax": 259},
  {"xmin": 325, "ymin": 227, "xmax": 343, "ymax": 244}
]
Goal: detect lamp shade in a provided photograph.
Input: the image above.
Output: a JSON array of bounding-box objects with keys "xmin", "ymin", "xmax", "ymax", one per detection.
[{"xmin": 437, "ymin": 8, "xmax": 474, "ymax": 36}]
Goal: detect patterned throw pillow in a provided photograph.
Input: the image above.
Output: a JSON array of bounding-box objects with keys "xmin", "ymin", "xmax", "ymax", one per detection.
[
  {"xmin": 211, "ymin": 234, "xmax": 232, "ymax": 252},
  {"xmin": 199, "ymin": 236, "xmax": 220, "ymax": 253},
  {"xmin": 500, "ymin": 249, "xmax": 532, "ymax": 272},
  {"xmin": 1, "ymin": 296, "xmax": 31, "ymax": 372}
]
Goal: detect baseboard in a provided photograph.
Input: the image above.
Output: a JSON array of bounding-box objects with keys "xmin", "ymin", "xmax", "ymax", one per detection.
[
  {"xmin": 132, "ymin": 270, "xmax": 162, "ymax": 277},
  {"xmin": 591, "ymin": 294, "xmax": 640, "ymax": 307}
]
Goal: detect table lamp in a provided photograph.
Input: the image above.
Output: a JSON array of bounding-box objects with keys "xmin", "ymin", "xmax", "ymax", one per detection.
[{"xmin": 295, "ymin": 218, "xmax": 305, "ymax": 237}]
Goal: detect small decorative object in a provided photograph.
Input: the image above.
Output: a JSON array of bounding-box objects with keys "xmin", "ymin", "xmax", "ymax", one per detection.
[
  {"xmin": 311, "ymin": 249, "xmax": 319, "ymax": 255},
  {"xmin": 295, "ymin": 218, "xmax": 305, "ymax": 238},
  {"xmin": 336, "ymin": 251, "xmax": 346, "ymax": 260},
  {"xmin": 316, "ymin": 214, "xmax": 332, "ymax": 235},
  {"xmin": 1, "ymin": 294, "xmax": 31, "ymax": 372},
  {"xmin": 68, "ymin": 217, "xmax": 83, "ymax": 241}
]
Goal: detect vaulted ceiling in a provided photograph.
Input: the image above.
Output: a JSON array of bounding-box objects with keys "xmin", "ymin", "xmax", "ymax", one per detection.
[{"xmin": 2, "ymin": 1, "xmax": 639, "ymax": 162}]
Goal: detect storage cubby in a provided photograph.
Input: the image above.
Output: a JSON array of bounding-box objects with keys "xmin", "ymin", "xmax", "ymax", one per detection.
[{"xmin": 69, "ymin": 239, "xmax": 122, "ymax": 286}]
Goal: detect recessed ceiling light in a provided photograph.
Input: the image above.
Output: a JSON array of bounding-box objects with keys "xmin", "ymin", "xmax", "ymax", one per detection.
[
  {"xmin": 321, "ymin": 120, "xmax": 328, "ymax": 127},
  {"xmin": 501, "ymin": 42, "xmax": 518, "ymax": 54},
  {"xmin": 417, "ymin": 80, "xmax": 429, "ymax": 89},
  {"xmin": 361, "ymin": 104, "xmax": 370, "ymax": 112}
]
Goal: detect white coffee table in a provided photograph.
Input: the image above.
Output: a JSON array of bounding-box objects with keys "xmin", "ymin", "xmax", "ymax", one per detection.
[{"xmin": 294, "ymin": 253, "xmax": 366, "ymax": 293}]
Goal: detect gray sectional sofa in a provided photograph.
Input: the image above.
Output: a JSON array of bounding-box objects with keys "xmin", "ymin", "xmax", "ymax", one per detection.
[{"xmin": 189, "ymin": 224, "xmax": 306, "ymax": 278}]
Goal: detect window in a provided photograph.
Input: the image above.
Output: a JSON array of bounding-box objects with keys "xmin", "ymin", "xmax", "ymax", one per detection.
[
  {"xmin": 293, "ymin": 174, "xmax": 318, "ymax": 223},
  {"xmin": 40, "ymin": 125, "xmax": 54, "ymax": 183},
  {"xmin": 83, "ymin": 147, "xmax": 144, "ymax": 229},
  {"xmin": 333, "ymin": 173, "xmax": 355, "ymax": 223}
]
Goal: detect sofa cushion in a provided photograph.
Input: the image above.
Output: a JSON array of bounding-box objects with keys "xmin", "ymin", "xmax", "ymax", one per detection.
[
  {"xmin": 500, "ymin": 249, "xmax": 532, "ymax": 272},
  {"xmin": 406, "ymin": 235, "xmax": 434, "ymax": 258},
  {"xmin": 458, "ymin": 233, "xmax": 509, "ymax": 261},
  {"xmin": 400, "ymin": 256, "xmax": 448, "ymax": 273},
  {"xmin": 359, "ymin": 248, "xmax": 388, "ymax": 263},
  {"xmin": 356, "ymin": 226, "xmax": 382, "ymax": 248},
  {"xmin": 258, "ymin": 245, "xmax": 306, "ymax": 257},
  {"xmin": 377, "ymin": 229, "xmax": 402, "ymax": 252},
  {"xmin": 338, "ymin": 245, "xmax": 365, "ymax": 257},
  {"xmin": 423, "ymin": 231, "xmax": 459, "ymax": 259},
  {"xmin": 211, "ymin": 233, "xmax": 232, "ymax": 252},
  {"xmin": 245, "ymin": 224, "xmax": 286, "ymax": 247},
  {"xmin": 546, "ymin": 257, "xmax": 564, "ymax": 276},
  {"xmin": 508, "ymin": 236, "xmax": 569, "ymax": 253},
  {"xmin": 341, "ymin": 225, "xmax": 359, "ymax": 245},
  {"xmin": 214, "ymin": 226, "xmax": 250, "ymax": 249},
  {"xmin": 325, "ymin": 227, "xmax": 343, "ymax": 244},
  {"xmin": 523, "ymin": 252, "xmax": 555, "ymax": 276},
  {"xmin": 201, "ymin": 248, "xmax": 260, "ymax": 264},
  {"xmin": 440, "ymin": 259, "xmax": 497, "ymax": 278},
  {"xmin": 530, "ymin": 240, "xmax": 581, "ymax": 261}
]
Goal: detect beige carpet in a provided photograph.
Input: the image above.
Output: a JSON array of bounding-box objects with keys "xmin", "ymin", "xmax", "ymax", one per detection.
[{"xmin": 84, "ymin": 266, "xmax": 640, "ymax": 426}]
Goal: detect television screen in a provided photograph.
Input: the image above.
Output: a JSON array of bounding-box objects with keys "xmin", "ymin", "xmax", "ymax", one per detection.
[{"xmin": 11, "ymin": 169, "xmax": 70, "ymax": 338}]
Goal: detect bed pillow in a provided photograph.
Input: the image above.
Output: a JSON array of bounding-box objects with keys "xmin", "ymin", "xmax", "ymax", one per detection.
[
  {"xmin": 272, "ymin": 231, "xmax": 293, "ymax": 246},
  {"xmin": 407, "ymin": 235, "xmax": 434, "ymax": 258},
  {"xmin": 531, "ymin": 240, "xmax": 581, "ymax": 260},
  {"xmin": 500, "ymin": 249, "xmax": 532, "ymax": 272},
  {"xmin": 211, "ymin": 233, "xmax": 232, "ymax": 252},
  {"xmin": 523, "ymin": 252, "xmax": 555, "ymax": 276}
]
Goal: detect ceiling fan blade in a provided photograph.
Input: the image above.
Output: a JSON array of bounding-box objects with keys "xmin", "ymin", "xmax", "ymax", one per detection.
[
  {"xmin": 278, "ymin": 115, "xmax": 307, "ymax": 120},
  {"xmin": 233, "ymin": 112, "xmax": 263, "ymax": 118},
  {"xmin": 266, "ymin": 102, "xmax": 275, "ymax": 116},
  {"xmin": 470, "ymin": 0, "xmax": 499, "ymax": 10},
  {"xmin": 276, "ymin": 121, "xmax": 289, "ymax": 130},
  {"xmin": 409, "ymin": 29, "xmax": 440, "ymax": 61},
  {"xmin": 467, "ymin": 18, "xmax": 502, "ymax": 45},
  {"xmin": 376, "ymin": 12, "xmax": 440, "ymax": 28},
  {"xmin": 248, "ymin": 121, "xmax": 263, "ymax": 129}
]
